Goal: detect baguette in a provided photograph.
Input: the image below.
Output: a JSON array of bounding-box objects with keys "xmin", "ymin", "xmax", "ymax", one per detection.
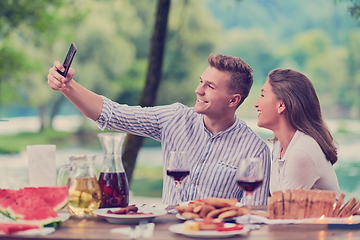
[
  {"xmin": 296, "ymin": 189, "xmax": 307, "ymax": 219},
  {"xmin": 199, "ymin": 205, "xmax": 216, "ymax": 218},
  {"xmin": 206, "ymin": 206, "xmax": 238, "ymax": 218},
  {"xmin": 273, "ymin": 191, "xmax": 284, "ymax": 219},
  {"xmin": 338, "ymin": 197, "xmax": 356, "ymax": 218},
  {"xmin": 332, "ymin": 193, "xmax": 345, "ymax": 217},
  {"xmin": 347, "ymin": 200, "xmax": 360, "ymax": 217},
  {"xmin": 201, "ymin": 197, "xmax": 237, "ymax": 208}
]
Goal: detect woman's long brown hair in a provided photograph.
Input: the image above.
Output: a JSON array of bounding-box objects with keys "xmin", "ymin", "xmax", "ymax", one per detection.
[{"xmin": 268, "ymin": 69, "xmax": 338, "ymax": 164}]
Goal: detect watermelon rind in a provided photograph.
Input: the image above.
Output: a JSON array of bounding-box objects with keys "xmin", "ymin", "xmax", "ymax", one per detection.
[
  {"xmin": 0, "ymin": 187, "xmax": 68, "ymax": 228},
  {"xmin": 0, "ymin": 222, "xmax": 40, "ymax": 234},
  {"xmin": 7, "ymin": 199, "xmax": 62, "ymax": 228}
]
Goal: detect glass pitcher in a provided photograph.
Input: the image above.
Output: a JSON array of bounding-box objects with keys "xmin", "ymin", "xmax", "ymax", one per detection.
[
  {"xmin": 57, "ymin": 154, "xmax": 102, "ymax": 217},
  {"xmin": 98, "ymin": 132, "xmax": 130, "ymax": 208}
]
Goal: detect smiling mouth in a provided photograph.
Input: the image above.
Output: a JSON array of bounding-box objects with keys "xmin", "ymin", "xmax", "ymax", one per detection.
[{"xmin": 197, "ymin": 99, "xmax": 208, "ymax": 103}]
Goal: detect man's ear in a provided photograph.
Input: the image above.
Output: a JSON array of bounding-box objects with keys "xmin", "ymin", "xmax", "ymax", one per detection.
[
  {"xmin": 278, "ymin": 101, "xmax": 286, "ymax": 113},
  {"xmin": 229, "ymin": 94, "xmax": 241, "ymax": 107}
]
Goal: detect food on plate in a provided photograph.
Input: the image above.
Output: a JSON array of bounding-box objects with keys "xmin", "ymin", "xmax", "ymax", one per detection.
[
  {"xmin": 216, "ymin": 224, "xmax": 244, "ymax": 232},
  {"xmin": 176, "ymin": 197, "xmax": 248, "ymax": 220},
  {"xmin": 0, "ymin": 186, "xmax": 68, "ymax": 228},
  {"xmin": 206, "ymin": 206, "xmax": 239, "ymax": 219},
  {"xmin": 181, "ymin": 212, "xmax": 200, "ymax": 219},
  {"xmin": 183, "ymin": 218, "xmax": 244, "ymax": 232},
  {"xmin": 201, "ymin": 197, "xmax": 238, "ymax": 208},
  {"xmin": 268, "ymin": 189, "xmax": 360, "ymax": 219},
  {"xmin": 0, "ymin": 222, "xmax": 40, "ymax": 235},
  {"xmin": 332, "ymin": 193, "xmax": 345, "ymax": 217},
  {"xmin": 106, "ymin": 204, "xmax": 153, "ymax": 215},
  {"xmin": 184, "ymin": 218, "xmax": 224, "ymax": 231},
  {"xmin": 218, "ymin": 209, "xmax": 239, "ymax": 219},
  {"xmin": 183, "ymin": 220, "xmax": 199, "ymax": 231}
]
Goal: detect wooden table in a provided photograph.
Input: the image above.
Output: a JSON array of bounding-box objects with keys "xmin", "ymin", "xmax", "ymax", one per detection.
[{"xmin": 1, "ymin": 209, "xmax": 360, "ymax": 240}]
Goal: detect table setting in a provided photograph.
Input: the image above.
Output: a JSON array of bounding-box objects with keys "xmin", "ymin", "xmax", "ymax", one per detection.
[{"xmin": 1, "ymin": 133, "xmax": 360, "ymax": 240}]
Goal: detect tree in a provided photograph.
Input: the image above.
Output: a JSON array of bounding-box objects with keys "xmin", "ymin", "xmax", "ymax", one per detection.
[
  {"xmin": 336, "ymin": 0, "xmax": 360, "ymax": 24},
  {"xmin": 0, "ymin": 0, "xmax": 84, "ymax": 130},
  {"xmin": 122, "ymin": 0, "xmax": 171, "ymax": 185}
]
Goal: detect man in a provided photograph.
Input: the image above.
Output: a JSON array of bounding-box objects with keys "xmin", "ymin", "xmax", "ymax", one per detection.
[{"xmin": 47, "ymin": 53, "xmax": 271, "ymax": 205}]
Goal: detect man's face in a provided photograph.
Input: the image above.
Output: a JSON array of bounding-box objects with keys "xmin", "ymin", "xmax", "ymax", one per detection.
[{"xmin": 194, "ymin": 66, "xmax": 234, "ymax": 118}]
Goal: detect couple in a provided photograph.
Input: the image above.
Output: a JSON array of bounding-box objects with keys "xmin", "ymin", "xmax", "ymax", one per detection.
[{"xmin": 47, "ymin": 53, "xmax": 340, "ymax": 205}]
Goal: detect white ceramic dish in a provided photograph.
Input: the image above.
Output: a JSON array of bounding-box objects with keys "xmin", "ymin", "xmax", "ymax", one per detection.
[
  {"xmin": 179, "ymin": 201, "xmax": 242, "ymax": 207},
  {"xmin": 93, "ymin": 208, "xmax": 167, "ymax": 224},
  {"xmin": 175, "ymin": 213, "xmax": 238, "ymax": 223},
  {"xmin": 168, "ymin": 223, "xmax": 250, "ymax": 238}
]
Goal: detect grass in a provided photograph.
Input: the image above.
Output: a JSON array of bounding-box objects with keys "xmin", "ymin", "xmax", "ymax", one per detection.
[{"xmin": 0, "ymin": 129, "xmax": 101, "ymax": 154}]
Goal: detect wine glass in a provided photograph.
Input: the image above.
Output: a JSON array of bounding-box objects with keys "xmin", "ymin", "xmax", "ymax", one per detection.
[
  {"xmin": 236, "ymin": 157, "xmax": 264, "ymax": 225},
  {"xmin": 166, "ymin": 151, "xmax": 190, "ymax": 209}
]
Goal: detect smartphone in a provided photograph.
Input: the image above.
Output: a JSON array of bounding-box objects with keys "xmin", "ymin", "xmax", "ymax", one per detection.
[{"xmin": 57, "ymin": 43, "xmax": 77, "ymax": 77}]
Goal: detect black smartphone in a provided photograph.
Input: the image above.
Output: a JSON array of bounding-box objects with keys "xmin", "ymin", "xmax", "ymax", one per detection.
[{"xmin": 57, "ymin": 43, "xmax": 77, "ymax": 77}]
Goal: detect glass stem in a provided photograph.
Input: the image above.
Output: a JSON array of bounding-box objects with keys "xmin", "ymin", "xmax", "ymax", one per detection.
[
  {"xmin": 246, "ymin": 192, "xmax": 253, "ymax": 224},
  {"xmin": 175, "ymin": 181, "xmax": 182, "ymax": 205}
]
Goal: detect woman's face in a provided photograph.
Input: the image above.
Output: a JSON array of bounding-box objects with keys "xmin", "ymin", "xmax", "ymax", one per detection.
[{"xmin": 254, "ymin": 79, "xmax": 283, "ymax": 131}]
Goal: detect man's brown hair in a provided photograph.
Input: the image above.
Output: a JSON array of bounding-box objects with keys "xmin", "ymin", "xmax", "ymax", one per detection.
[{"xmin": 208, "ymin": 54, "xmax": 253, "ymax": 107}]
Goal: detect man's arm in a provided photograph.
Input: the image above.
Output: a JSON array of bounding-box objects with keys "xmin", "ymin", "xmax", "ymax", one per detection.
[{"xmin": 47, "ymin": 61, "xmax": 103, "ymax": 121}]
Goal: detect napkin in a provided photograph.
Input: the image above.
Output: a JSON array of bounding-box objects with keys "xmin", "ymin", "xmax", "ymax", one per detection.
[
  {"xmin": 110, "ymin": 223, "xmax": 155, "ymax": 238},
  {"xmin": 27, "ymin": 145, "xmax": 56, "ymax": 187}
]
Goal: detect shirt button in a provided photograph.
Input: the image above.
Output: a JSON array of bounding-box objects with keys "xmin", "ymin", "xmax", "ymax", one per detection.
[
  {"xmin": 192, "ymin": 181, "xmax": 196, "ymax": 184},
  {"xmin": 209, "ymin": 139, "xmax": 213, "ymax": 142},
  {"xmin": 199, "ymin": 160, "xmax": 204, "ymax": 163}
]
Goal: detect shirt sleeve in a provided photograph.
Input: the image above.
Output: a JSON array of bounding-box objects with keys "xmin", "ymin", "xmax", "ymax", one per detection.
[
  {"xmin": 281, "ymin": 149, "xmax": 320, "ymax": 191},
  {"xmin": 95, "ymin": 96, "xmax": 183, "ymax": 141}
]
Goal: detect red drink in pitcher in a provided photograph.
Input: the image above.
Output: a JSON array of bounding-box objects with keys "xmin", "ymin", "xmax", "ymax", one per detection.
[{"xmin": 98, "ymin": 172, "xmax": 129, "ymax": 208}]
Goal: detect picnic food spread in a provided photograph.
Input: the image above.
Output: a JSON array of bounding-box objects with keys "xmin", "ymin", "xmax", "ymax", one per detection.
[
  {"xmin": 0, "ymin": 186, "xmax": 68, "ymax": 234},
  {"xmin": 175, "ymin": 197, "xmax": 250, "ymax": 219},
  {"xmin": 106, "ymin": 205, "xmax": 153, "ymax": 215},
  {"xmin": 183, "ymin": 217, "xmax": 245, "ymax": 232},
  {"xmin": 268, "ymin": 189, "xmax": 360, "ymax": 219}
]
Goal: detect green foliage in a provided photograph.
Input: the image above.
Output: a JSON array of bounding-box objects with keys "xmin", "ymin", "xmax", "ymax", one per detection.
[
  {"xmin": 131, "ymin": 165, "xmax": 163, "ymax": 197},
  {"xmin": 1, "ymin": 0, "xmax": 360, "ymax": 122},
  {"xmin": 0, "ymin": 130, "xmax": 73, "ymax": 154}
]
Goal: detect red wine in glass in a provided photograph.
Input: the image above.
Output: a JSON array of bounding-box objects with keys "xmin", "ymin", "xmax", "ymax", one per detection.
[
  {"xmin": 166, "ymin": 169, "xmax": 190, "ymax": 182},
  {"xmin": 166, "ymin": 151, "xmax": 190, "ymax": 210},
  {"xmin": 237, "ymin": 178, "xmax": 263, "ymax": 193},
  {"xmin": 236, "ymin": 157, "xmax": 264, "ymax": 226},
  {"xmin": 98, "ymin": 172, "xmax": 129, "ymax": 208}
]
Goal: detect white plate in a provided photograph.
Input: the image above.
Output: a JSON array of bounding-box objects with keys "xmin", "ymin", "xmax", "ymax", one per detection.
[
  {"xmin": 179, "ymin": 201, "xmax": 242, "ymax": 207},
  {"xmin": 168, "ymin": 223, "xmax": 250, "ymax": 238},
  {"xmin": 175, "ymin": 213, "xmax": 238, "ymax": 222},
  {"xmin": 93, "ymin": 208, "xmax": 167, "ymax": 224}
]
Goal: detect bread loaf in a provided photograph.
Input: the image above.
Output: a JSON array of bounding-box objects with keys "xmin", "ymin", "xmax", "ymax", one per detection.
[{"xmin": 267, "ymin": 189, "xmax": 358, "ymax": 219}]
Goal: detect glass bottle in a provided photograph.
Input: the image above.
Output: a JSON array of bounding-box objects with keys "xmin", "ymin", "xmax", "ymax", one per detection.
[
  {"xmin": 57, "ymin": 154, "xmax": 102, "ymax": 217},
  {"xmin": 98, "ymin": 132, "xmax": 130, "ymax": 208}
]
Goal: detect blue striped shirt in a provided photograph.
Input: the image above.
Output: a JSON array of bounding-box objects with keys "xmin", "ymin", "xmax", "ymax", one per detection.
[{"xmin": 96, "ymin": 96, "xmax": 271, "ymax": 205}]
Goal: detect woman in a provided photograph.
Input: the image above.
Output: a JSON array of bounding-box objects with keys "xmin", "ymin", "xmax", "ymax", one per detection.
[{"xmin": 254, "ymin": 68, "xmax": 340, "ymax": 197}]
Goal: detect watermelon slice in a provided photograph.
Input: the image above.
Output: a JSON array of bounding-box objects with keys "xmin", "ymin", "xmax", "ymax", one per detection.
[
  {"xmin": 6, "ymin": 196, "xmax": 62, "ymax": 228},
  {"xmin": 0, "ymin": 186, "xmax": 68, "ymax": 228},
  {"xmin": 22, "ymin": 186, "xmax": 68, "ymax": 212},
  {"xmin": 0, "ymin": 190, "xmax": 20, "ymax": 217},
  {"xmin": 0, "ymin": 223, "xmax": 40, "ymax": 234}
]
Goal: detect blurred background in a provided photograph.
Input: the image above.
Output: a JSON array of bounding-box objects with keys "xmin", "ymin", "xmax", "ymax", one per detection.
[{"xmin": 0, "ymin": 0, "xmax": 359, "ymax": 201}]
